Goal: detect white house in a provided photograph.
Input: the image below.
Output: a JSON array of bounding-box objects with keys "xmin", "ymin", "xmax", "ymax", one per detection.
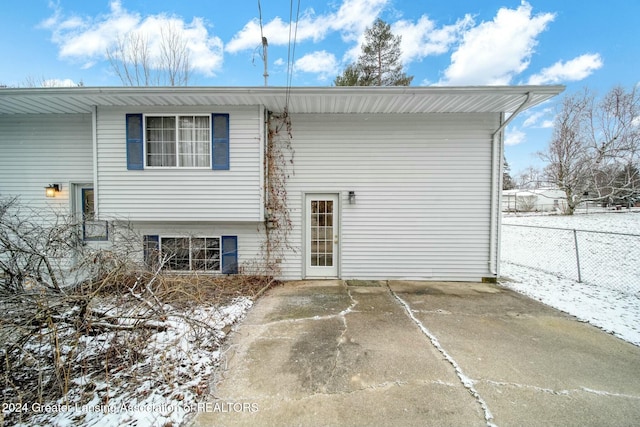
[
  {"xmin": 502, "ymin": 188, "xmax": 567, "ymax": 213},
  {"xmin": 0, "ymin": 86, "xmax": 563, "ymax": 282}
]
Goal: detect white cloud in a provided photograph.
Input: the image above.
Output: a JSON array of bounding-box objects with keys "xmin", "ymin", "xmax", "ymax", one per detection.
[
  {"xmin": 439, "ymin": 1, "xmax": 555, "ymax": 85},
  {"xmin": 330, "ymin": 0, "xmax": 388, "ymax": 42},
  {"xmin": 505, "ymin": 128, "xmax": 526, "ymax": 146},
  {"xmin": 522, "ymin": 113, "xmax": 554, "ymax": 129},
  {"xmin": 226, "ymin": 16, "xmax": 295, "ymax": 53},
  {"xmin": 392, "ymin": 14, "xmax": 473, "ymax": 64},
  {"xmin": 294, "ymin": 50, "xmax": 338, "ymax": 80},
  {"xmin": 522, "ymin": 107, "xmax": 554, "ymax": 128},
  {"xmin": 527, "ymin": 53, "xmax": 603, "ymax": 85},
  {"xmin": 226, "ymin": 0, "xmax": 388, "ymax": 53},
  {"xmin": 40, "ymin": 0, "xmax": 223, "ymax": 76}
]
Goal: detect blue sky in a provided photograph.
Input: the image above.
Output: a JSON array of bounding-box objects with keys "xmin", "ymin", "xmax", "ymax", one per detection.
[{"xmin": 1, "ymin": 0, "xmax": 638, "ymax": 176}]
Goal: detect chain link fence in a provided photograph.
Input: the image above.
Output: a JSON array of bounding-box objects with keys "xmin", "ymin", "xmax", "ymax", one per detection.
[{"xmin": 501, "ymin": 224, "xmax": 640, "ymax": 294}]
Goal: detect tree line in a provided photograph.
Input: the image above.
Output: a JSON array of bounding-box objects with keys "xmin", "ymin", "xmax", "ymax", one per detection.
[{"xmin": 509, "ymin": 86, "xmax": 640, "ymax": 215}]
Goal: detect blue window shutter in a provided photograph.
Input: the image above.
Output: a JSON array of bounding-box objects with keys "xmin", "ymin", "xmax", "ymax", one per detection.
[
  {"xmin": 212, "ymin": 114, "xmax": 230, "ymax": 170},
  {"xmin": 126, "ymin": 114, "xmax": 144, "ymax": 170},
  {"xmin": 221, "ymin": 235, "xmax": 238, "ymax": 274},
  {"xmin": 143, "ymin": 235, "xmax": 159, "ymax": 267}
]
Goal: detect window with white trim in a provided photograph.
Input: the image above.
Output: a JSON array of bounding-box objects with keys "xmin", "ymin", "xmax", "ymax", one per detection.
[
  {"xmin": 160, "ymin": 236, "xmax": 221, "ymax": 271},
  {"xmin": 146, "ymin": 115, "xmax": 211, "ymax": 168}
]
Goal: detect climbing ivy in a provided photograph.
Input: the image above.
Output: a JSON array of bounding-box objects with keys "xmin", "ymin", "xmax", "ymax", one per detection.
[{"xmin": 261, "ymin": 109, "xmax": 295, "ymax": 277}]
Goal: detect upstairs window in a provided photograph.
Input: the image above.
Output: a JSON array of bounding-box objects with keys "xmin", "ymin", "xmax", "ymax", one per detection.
[
  {"xmin": 127, "ymin": 113, "xmax": 229, "ymax": 171},
  {"xmin": 146, "ymin": 115, "xmax": 211, "ymax": 168}
]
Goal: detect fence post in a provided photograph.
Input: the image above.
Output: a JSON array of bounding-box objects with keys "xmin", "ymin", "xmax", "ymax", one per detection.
[{"xmin": 573, "ymin": 229, "xmax": 582, "ymax": 283}]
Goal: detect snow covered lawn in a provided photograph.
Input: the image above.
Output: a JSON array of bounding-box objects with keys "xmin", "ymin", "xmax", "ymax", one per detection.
[{"xmin": 500, "ymin": 211, "xmax": 640, "ymax": 347}]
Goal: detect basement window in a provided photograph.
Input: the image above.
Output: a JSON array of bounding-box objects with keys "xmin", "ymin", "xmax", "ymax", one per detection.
[{"xmin": 160, "ymin": 237, "xmax": 221, "ymax": 271}]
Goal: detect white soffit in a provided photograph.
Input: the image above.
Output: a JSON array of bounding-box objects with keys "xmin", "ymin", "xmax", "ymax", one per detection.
[{"xmin": 0, "ymin": 86, "xmax": 564, "ymax": 115}]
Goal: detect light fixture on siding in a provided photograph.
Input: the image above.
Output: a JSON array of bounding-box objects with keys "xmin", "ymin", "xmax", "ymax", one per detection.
[
  {"xmin": 45, "ymin": 184, "xmax": 60, "ymax": 198},
  {"xmin": 348, "ymin": 191, "xmax": 356, "ymax": 205}
]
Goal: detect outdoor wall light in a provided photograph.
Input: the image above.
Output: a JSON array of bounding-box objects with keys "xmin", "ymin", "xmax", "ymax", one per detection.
[
  {"xmin": 45, "ymin": 184, "xmax": 60, "ymax": 198},
  {"xmin": 348, "ymin": 191, "xmax": 356, "ymax": 205}
]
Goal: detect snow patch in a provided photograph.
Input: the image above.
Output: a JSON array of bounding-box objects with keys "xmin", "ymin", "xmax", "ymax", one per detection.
[{"xmin": 20, "ymin": 297, "xmax": 253, "ymax": 427}]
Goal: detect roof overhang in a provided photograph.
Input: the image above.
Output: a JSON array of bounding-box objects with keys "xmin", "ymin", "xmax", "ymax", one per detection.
[{"xmin": 0, "ymin": 85, "xmax": 564, "ymax": 115}]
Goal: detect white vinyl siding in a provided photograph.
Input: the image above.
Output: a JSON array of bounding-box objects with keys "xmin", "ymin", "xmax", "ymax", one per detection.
[
  {"xmin": 0, "ymin": 114, "xmax": 95, "ymax": 286},
  {"xmin": 97, "ymin": 106, "xmax": 263, "ymax": 222},
  {"xmin": 0, "ymin": 114, "xmax": 93, "ymax": 211},
  {"xmin": 281, "ymin": 113, "xmax": 500, "ymax": 281}
]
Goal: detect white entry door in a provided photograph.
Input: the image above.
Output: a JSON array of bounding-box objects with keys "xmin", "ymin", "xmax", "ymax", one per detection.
[{"xmin": 305, "ymin": 194, "xmax": 339, "ymax": 278}]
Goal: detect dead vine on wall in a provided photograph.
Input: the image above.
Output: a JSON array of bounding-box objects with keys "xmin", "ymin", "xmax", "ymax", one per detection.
[{"xmin": 261, "ymin": 109, "xmax": 295, "ymax": 277}]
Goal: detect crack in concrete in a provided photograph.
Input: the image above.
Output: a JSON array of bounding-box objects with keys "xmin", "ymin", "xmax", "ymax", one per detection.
[
  {"xmin": 482, "ymin": 379, "xmax": 640, "ymax": 400},
  {"xmin": 326, "ymin": 287, "xmax": 358, "ymax": 390},
  {"xmin": 236, "ymin": 378, "xmax": 460, "ymax": 404},
  {"xmin": 481, "ymin": 379, "xmax": 570, "ymax": 396},
  {"xmin": 387, "ymin": 282, "xmax": 498, "ymax": 427},
  {"xmin": 247, "ymin": 290, "xmax": 359, "ymax": 329},
  {"xmin": 579, "ymin": 387, "xmax": 640, "ymax": 399}
]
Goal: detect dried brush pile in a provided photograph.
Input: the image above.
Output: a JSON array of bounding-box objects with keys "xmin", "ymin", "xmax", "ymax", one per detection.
[{"xmin": 0, "ymin": 272, "xmax": 276, "ymax": 426}]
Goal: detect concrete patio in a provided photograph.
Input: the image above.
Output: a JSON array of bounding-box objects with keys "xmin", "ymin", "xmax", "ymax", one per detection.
[{"xmin": 189, "ymin": 280, "xmax": 640, "ymax": 427}]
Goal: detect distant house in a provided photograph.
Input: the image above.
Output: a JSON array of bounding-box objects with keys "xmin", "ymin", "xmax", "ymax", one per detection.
[
  {"xmin": 502, "ymin": 188, "xmax": 567, "ymax": 213},
  {"xmin": 0, "ymin": 85, "xmax": 563, "ymax": 282}
]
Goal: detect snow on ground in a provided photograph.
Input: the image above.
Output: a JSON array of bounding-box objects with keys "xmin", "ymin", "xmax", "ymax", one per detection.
[
  {"xmin": 502, "ymin": 210, "xmax": 640, "ymax": 292},
  {"xmin": 503, "ymin": 208, "xmax": 640, "ymax": 233},
  {"xmin": 17, "ymin": 297, "xmax": 253, "ymax": 427},
  {"xmin": 500, "ymin": 263, "xmax": 640, "ymax": 346},
  {"xmin": 500, "ymin": 210, "xmax": 640, "ymax": 347}
]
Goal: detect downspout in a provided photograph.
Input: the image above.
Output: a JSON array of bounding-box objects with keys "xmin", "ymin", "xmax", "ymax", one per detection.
[
  {"xmin": 264, "ymin": 108, "xmax": 272, "ymax": 222},
  {"xmin": 488, "ymin": 92, "xmax": 533, "ymax": 276},
  {"xmin": 92, "ymin": 105, "xmax": 99, "ymax": 218},
  {"xmin": 259, "ymin": 105, "xmax": 266, "ymax": 221}
]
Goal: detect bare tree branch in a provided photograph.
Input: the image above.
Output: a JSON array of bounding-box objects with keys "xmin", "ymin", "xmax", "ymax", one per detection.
[
  {"xmin": 107, "ymin": 24, "xmax": 191, "ymax": 86},
  {"xmin": 540, "ymin": 86, "xmax": 640, "ymax": 214}
]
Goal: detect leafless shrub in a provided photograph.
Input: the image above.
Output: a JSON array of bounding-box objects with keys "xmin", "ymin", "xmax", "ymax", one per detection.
[
  {"xmin": 0, "ymin": 197, "xmax": 80, "ymax": 292},
  {"xmin": 1, "ymin": 267, "xmax": 273, "ymax": 425},
  {"xmin": 0, "ymin": 197, "xmax": 275, "ymax": 425},
  {"xmin": 516, "ymin": 195, "xmax": 538, "ymax": 212}
]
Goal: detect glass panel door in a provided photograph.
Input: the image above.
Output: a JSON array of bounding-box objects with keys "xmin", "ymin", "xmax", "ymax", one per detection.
[{"xmin": 306, "ymin": 194, "xmax": 339, "ymax": 277}]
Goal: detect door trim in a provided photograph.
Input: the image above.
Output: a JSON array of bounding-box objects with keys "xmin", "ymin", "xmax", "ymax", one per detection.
[{"xmin": 303, "ymin": 193, "xmax": 340, "ymax": 279}]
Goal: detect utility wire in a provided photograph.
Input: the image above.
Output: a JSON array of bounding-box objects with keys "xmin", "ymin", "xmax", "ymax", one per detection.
[
  {"xmin": 258, "ymin": 0, "xmax": 268, "ymax": 86},
  {"xmin": 285, "ymin": 0, "xmax": 301, "ymax": 112},
  {"xmin": 258, "ymin": 0, "xmax": 264, "ymax": 38}
]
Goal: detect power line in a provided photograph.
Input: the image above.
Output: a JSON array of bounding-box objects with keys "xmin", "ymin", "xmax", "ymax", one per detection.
[
  {"xmin": 258, "ymin": 0, "xmax": 268, "ymax": 86},
  {"xmin": 285, "ymin": 0, "xmax": 301, "ymax": 112}
]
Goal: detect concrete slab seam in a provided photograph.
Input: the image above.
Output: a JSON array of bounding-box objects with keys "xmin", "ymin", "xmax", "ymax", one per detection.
[{"xmin": 386, "ymin": 282, "xmax": 498, "ymax": 427}]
